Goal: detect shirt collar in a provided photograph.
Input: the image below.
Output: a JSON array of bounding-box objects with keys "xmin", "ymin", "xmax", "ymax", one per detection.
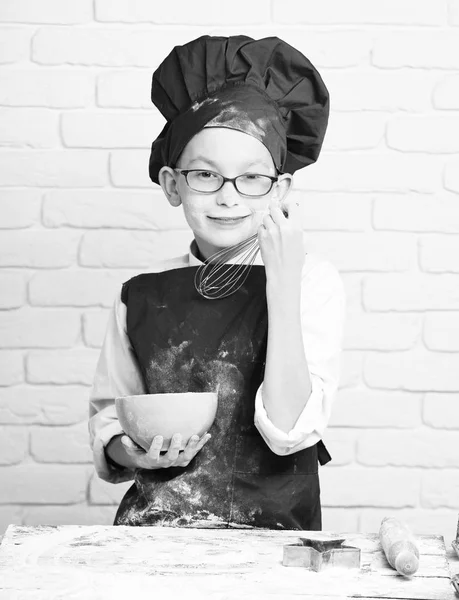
[
  {"xmin": 187, "ymin": 238, "xmax": 264, "ymax": 267},
  {"xmin": 188, "ymin": 239, "xmax": 204, "ymax": 267}
]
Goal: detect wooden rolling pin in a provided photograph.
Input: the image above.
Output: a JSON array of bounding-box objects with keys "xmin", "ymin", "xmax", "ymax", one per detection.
[{"xmin": 379, "ymin": 517, "xmax": 420, "ymax": 577}]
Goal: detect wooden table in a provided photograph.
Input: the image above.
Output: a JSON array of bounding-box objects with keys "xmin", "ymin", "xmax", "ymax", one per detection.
[{"xmin": 0, "ymin": 525, "xmax": 458, "ymax": 599}]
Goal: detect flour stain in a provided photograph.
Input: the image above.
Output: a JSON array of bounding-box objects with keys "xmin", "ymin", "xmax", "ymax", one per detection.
[
  {"xmin": 205, "ymin": 103, "xmax": 267, "ymax": 141},
  {"xmin": 191, "ymin": 97, "xmax": 219, "ymax": 112}
]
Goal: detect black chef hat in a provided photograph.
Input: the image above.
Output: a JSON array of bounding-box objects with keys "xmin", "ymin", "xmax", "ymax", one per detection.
[{"xmin": 149, "ymin": 35, "xmax": 329, "ymax": 185}]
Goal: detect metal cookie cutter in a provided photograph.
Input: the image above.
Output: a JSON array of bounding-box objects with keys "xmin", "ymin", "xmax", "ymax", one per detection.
[{"xmin": 283, "ymin": 535, "xmax": 361, "ymax": 572}]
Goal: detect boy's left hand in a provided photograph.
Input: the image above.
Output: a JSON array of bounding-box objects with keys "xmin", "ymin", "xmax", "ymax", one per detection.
[{"xmin": 258, "ymin": 198, "xmax": 305, "ymax": 289}]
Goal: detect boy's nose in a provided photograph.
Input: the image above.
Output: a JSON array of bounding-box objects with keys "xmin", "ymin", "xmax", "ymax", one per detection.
[{"xmin": 216, "ymin": 180, "xmax": 240, "ymax": 207}]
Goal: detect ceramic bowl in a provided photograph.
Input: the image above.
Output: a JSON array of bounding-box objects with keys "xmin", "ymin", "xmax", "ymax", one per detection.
[{"xmin": 115, "ymin": 392, "xmax": 218, "ymax": 452}]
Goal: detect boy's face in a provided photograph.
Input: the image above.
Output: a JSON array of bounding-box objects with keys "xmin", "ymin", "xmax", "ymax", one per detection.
[{"xmin": 158, "ymin": 127, "xmax": 292, "ymax": 260}]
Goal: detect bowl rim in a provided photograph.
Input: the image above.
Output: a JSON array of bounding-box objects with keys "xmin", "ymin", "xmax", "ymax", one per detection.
[{"xmin": 115, "ymin": 391, "xmax": 218, "ymax": 401}]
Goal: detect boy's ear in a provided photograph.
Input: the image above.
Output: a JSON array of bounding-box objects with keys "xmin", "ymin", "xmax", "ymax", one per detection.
[
  {"xmin": 273, "ymin": 173, "xmax": 293, "ymax": 203},
  {"xmin": 158, "ymin": 166, "xmax": 182, "ymax": 207}
]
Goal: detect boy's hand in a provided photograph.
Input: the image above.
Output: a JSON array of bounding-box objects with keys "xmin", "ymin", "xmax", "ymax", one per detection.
[
  {"xmin": 120, "ymin": 432, "xmax": 211, "ymax": 470},
  {"xmin": 258, "ymin": 198, "xmax": 305, "ymax": 289}
]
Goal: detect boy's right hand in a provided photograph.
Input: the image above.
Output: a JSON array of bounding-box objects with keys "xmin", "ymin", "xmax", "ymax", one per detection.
[{"xmin": 118, "ymin": 432, "xmax": 211, "ymax": 470}]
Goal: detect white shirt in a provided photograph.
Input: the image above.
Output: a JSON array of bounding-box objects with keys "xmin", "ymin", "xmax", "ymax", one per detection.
[{"xmin": 88, "ymin": 242, "xmax": 346, "ymax": 483}]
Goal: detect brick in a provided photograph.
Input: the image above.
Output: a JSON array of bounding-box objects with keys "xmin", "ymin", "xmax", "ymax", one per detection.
[
  {"xmin": 321, "ymin": 508, "xmax": 359, "ymax": 533},
  {"xmin": 357, "ymin": 429, "xmax": 459, "ymax": 467},
  {"xmin": 0, "ymin": 308, "xmax": 80, "ymax": 348},
  {"xmin": 89, "ymin": 472, "xmax": 133, "ymax": 505},
  {"xmin": 26, "ymin": 349, "xmax": 100, "ymax": 385},
  {"xmin": 359, "ymin": 508, "xmax": 457, "ymax": 540},
  {"xmin": 321, "ymin": 428, "xmax": 356, "ymax": 466},
  {"xmin": 330, "ymin": 389, "xmax": 422, "ymax": 428},
  {"xmin": 97, "ymin": 70, "xmax": 152, "ymax": 108},
  {"xmin": 80, "ymin": 230, "xmax": 193, "ymax": 268},
  {"xmin": 31, "ymin": 422, "xmax": 92, "ymax": 463},
  {"xmin": 363, "ymin": 274, "xmax": 459, "ymax": 311},
  {"xmin": 445, "ymin": 158, "xmax": 459, "ymax": 192},
  {"xmin": 364, "ymin": 349, "xmax": 459, "ymax": 392},
  {"xmin": 293, "ymin": 153, "xmax": 441, "ymax": 194},
  {"xmin": 0, "ymin": 271, "xmax": 27, "ymax": 308},
  {"xmin": 0, "ymin": 426, "xmax": 28, "ymax": 465},
  {"xmin": 387, "ymin": 116, "xmax": 459, "ymax": 153},
  {"xmin": 291, "ymin": 191, "xmax": 371, "ymax": 232},
  {"xmin": 343, "ymin": 312, "xmax": 422, "ymax": 351},
  {"xmin": 273, "ymin": 0, "xmax": 445, "ymax": 24},
  {"xmin": 339, "ymin": 351, "xmax": 363, "ymax": 389},
  {"xmin": 22, "ymin": 504, "xmax": 116, "ymax": 526},
  {"xmin": 304, "ymin": 232, "xmax": 416, "ymax": 272},
  {"xmin": 373, "ymin": 30, "xmax": 459, "ymax": 69},
  {"xmin": 323, "ymin": 112, "xmax": 386, "ymax": 151},
  {"xmin": 325, "ymin": 69, "xmax": 439, "ymax": 112},
  {"xmin": 96, "ymin": 0, "xmax": 268, "ymax": 24},
  {"xmin": 320, "ymin": 468, "xmax": 420, "ymax": 507},
  {"xmin": 0, "ymin": 385, "xmax": 89, "ymax": 425},
  {"xmin": 0, "ymin": 27, "xmax": 32, "ymax": 63},
  {"xmin": 43, "ymin": 190, "xmax": 188, "ymax": 230},
  {"xmin": 110, "ymin": 149, "xmax": 152, "ymax": 187},
  {"xmin": 0, "ymin": 0, "xmax": 93, "ymax": 23},
  {"xmin": 61, "ymin": 111, "xmax": 164, "ymax": 149},
  {"xmin": 373, "ymin": 192, "xmax": 459, "ymax": 233},
  {"xmin": 421, "ymin": 236, "xmax": 459, "ymax": 273},
  {"xmin": 0, "ymin": 507, "xmax": 22, "ymax": 536},
  {"xmin": 422, "ymin": 470, "xmax": 459, "ymax": 509},
  {"xmin": 0, "ymin": 190, "xmax": 41, "ymax": 228},
  {"xmin": 0, "ymin": 70, "xmax": 94, "ymax": 108},
  {"xmin": 0, "ymin": 108, "xmax": 59, "ymax": 148},
  {"xmin": 0, "ymin": 151, "xmax": 108, "ymax": 187},
  {"xmin": 32, "ymin": 27, "xmax": 205, "ymax": 67},
  {"xmin": 340, "ymin": 274, "xmax": 363, "ymax": 314},
  {"xmin": 0, "ymin": 230, "xmax": 79, "ymax": 268},
  {"xmin": 451, "ymin": 0, "xmax": 459, "ymax": 24},
  {"xmin": 83, "ymin": 309, "xmax": 110, "ymax": 348},
  {"xmin": 29, "ymin": 269, "xmax": 138, "ymax": 308},
  {"xmin": 0, "ymin": 351, "xmax": 24, "ymax": 385},
  {"xmin": 434, "ymin": 74, "xmax": 459, "ymax": 109},
  {"xmin": 0, "ymin": 464, "xmax": 90, "ymax": 504},
  {"xmin": 423, "ymin": 393, "xmax": 459, "ymax": 428}
]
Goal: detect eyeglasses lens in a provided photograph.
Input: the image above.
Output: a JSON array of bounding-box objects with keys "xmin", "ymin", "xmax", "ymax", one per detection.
[{"xmin": 187, "ymin": 171, "xmax": 272, "ymax": 197}]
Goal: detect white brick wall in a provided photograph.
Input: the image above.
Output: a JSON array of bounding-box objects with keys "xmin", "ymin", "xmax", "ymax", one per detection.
[{"xmin": 0, "ymin": 0, "xmax": 458, "ymax": 547}]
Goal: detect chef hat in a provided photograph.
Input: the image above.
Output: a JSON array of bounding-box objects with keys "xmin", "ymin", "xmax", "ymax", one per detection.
[{"xmin": 149, "ymin": 35, "xmax": 329, "ymax": 185}]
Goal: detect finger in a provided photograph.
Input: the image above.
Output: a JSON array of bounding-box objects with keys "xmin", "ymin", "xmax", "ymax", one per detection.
[
  {"xmin": 146, "ymin": 435, "xmax": 163, "ymax": 462},
  {"xmin": 182, "ymin": 435, "xmax": 199, "ymax": 462},
  {"xmin": 262, "ymin": 212, "xmax": 276, "ymax": 231},
  {"xmin": 165, "ymin": 433, "xmax": 183, "ymax": 463},
  {"xmin": 195, "ymin": 433, "xmax": 211, "ymax": 451},
  {"xmin": 175, "ymin": 433, "xmax": 211, "ymax": 468},
  {"xmin": 121, "ymin": 435, "xmax": 143, "ymax": 454},
  {"xmin": 269, "ymin": 203, "xmax": 286, "ymax": 226}
]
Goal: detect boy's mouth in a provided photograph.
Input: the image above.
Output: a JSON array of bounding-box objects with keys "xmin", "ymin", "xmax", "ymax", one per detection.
[{"xmin": 207, "ymin": 215, "xmax": 250, "ymax": 223}]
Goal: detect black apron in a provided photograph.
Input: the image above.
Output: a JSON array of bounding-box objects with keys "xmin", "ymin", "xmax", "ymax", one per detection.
[{"xmin": 114, "ymin": 265, "xmax": 331, "ymax": 529}]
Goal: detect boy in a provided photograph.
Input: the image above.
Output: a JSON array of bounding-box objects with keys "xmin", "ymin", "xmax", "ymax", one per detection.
[{"xmin": 89, "ymin": 35, "xmax": 346, "ymax": 529}]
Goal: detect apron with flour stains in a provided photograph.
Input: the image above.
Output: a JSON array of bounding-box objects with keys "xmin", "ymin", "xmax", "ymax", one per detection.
[{"xmin": 114, "ymin": 265, "xmax": 331, "ymax": 529}]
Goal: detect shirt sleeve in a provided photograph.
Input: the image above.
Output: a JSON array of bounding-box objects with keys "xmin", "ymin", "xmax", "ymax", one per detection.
[
  {"xmin": 88, "ymin": 289, "xmax": 146, "ymax": 483},
  {"xmin": 254, "ymin": 258, "xmax": 346, "ymax": 456}
]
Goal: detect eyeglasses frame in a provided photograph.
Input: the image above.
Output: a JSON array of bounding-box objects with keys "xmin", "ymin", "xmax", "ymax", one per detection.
[{"xmin": 173, "ymin": 168, "xmax": 279, "ymax": 198}]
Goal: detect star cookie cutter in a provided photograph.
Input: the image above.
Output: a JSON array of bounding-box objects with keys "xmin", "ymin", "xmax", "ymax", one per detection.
[{"xmin": 283, "ymin": 535, "xmax": 361, "ymax": 572}]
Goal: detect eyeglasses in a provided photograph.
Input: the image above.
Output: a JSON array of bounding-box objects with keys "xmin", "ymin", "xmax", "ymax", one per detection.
[{"xmin": 174, "ymin": 169, "xmax": 278, "ymax": 198}]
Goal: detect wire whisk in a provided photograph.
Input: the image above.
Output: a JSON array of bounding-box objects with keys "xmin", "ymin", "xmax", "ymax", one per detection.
[{"xmin": 194, "ymin": 233, "xmax": 260, "ymax": 300}]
